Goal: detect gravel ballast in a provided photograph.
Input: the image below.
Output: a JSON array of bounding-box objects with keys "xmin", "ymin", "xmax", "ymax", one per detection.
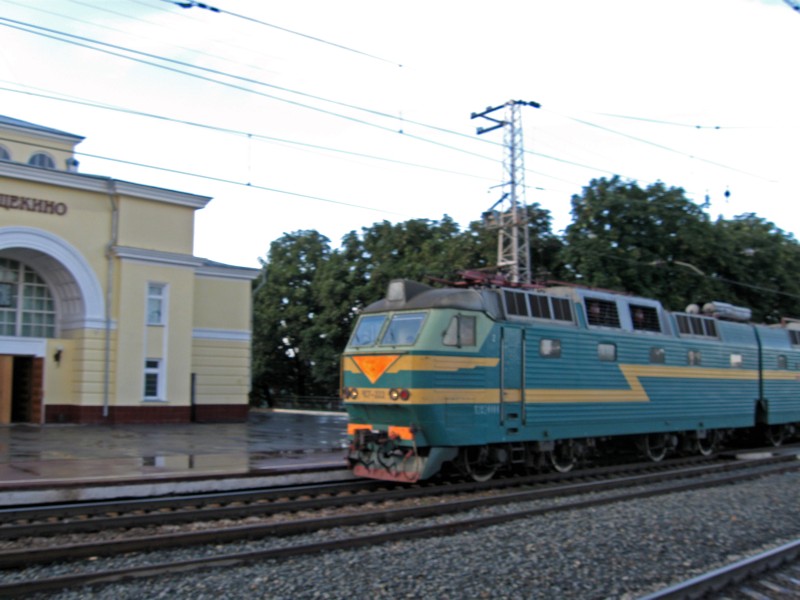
[{"xmin": 26, "ymin": 468, "xmax": 800, "ymax": 600}]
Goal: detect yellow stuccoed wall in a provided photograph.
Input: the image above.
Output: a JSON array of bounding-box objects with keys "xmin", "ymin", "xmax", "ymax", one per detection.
[
  {"xmin": 117, "ymin": 196, "xmax": 195, "ymax": 255},
  {"xmin": 1, "ymin": 116, "xmax": 259, "ymax": 423},
  {"xmin": 115, "ymin": 262, "xmax": 196, "ymax": 407},
  {"xmin": 1, "ymin": 179, "xmax": 113, "ymax": 286},
  {"xmin": 0, "ymin": 129, "xmax": 78, "ymax": 171}
]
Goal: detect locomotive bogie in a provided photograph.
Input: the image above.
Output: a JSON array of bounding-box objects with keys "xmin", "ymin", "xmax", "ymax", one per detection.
[{"xmin": 342, "ymin": 280, "xmax": 800, "ymax": 482}]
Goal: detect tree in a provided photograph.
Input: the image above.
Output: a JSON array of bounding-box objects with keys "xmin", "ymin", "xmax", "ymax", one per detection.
[
  {"xmin": 251, "ymin": 230, "xmax": 335, "ymax": 402},
  {"xmin": 465, "ymin": 202, "xmax": 565, "ymax": 282},
  {"xmin": 708, "ymin": 214, "xmax": 800, "ymax": 323},
  {"xmin": 562, "ymin": 176, "xmax": 719, "ymax": 310}
]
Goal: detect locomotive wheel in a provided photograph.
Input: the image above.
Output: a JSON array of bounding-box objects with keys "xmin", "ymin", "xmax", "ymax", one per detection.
[
  {"xmin": 764, "ymin": 425, "xmax": 786, "ymax": 447},
  {"xmin": 461, "ymin": 446, "xmax": 497, "ymax": 482},
  {"xmin": 548, "ymin": 440, "xmax": 577, "ymax": 473},
  {"xmin": 640, "ymin": 433, "xmax": 669, "ymax": 462},
  {"xmin": 695, "ymin": 430, "xmax": 717, "ymax": 457}
]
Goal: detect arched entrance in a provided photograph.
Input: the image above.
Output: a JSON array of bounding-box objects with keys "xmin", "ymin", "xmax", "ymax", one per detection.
[{"xmin": 0, "ymin": 227, "xmax": 105, "ymax": 424}]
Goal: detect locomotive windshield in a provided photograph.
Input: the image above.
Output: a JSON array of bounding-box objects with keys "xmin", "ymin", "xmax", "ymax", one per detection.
[
  {"xmin": 349, "ymin": 312, "xmax": 426, "ymax": 348},
  {"xmin": 350, "ymin": 315, "xmax": 386, "ymax": 346}
]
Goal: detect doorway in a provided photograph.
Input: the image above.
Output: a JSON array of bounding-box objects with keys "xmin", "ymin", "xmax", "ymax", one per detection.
[{"xmin": 0, "ymin": 355, "xmax": 40, "ymax": 424}]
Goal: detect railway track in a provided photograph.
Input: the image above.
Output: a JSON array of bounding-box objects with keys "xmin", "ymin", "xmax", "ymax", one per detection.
[
  {"xmin": 0, "ymin": 452, "xmax": 781, "ymax": 540},
  {"xmin": 1, "ymin": 452, "xmax": 798, "ymax": 597},
  {"xmin": 642, "ymin": 537, "xmax": 800, "ymax": 599}
]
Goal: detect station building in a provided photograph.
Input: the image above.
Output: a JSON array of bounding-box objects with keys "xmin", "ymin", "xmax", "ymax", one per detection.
[{"xmin": 0, "ymin": 115, "xmax": 259, "ymax": 424}]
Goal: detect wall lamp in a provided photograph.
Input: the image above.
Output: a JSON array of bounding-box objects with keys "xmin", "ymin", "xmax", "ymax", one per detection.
[{"xmin": 54, "ymin": 347, "xmax": 63, "ymax": 365}]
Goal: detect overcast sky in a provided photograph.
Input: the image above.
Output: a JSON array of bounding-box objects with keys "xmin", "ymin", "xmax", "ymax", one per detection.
[{"xmin": 1, "ymin": 0, "xmax": 797, "ymax": 268}]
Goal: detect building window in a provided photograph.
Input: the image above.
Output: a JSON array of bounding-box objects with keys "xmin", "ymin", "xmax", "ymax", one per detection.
[
  {"xmin": 598, "ymin": 343, "xmax": 617, "ymax": 361},
  {"xmin": 28, "ymin": 152, "xmax": 56, "ymax": 169},
  {"xmin": 144, "ymin": 359, "xmax": 163, "ymax": 399},
  {"xmin": 0, "ymin": 145, "xmax": 9, "ymax": 161},
  {"xmin": 0, "ymin": 258, "xmax": 56, "ymax": 338},
  {"xmin": 539, "ymin": 338, "xmax": 562, "ymax": 358},
  {"xmin": 147, "ymin": 283, "xmax": 166, "ymax": 325}
]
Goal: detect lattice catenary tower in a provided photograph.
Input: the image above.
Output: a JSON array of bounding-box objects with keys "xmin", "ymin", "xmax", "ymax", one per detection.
[{"xmin": 471, "ymin": 100, "xmax": 540, "ymax": 285}]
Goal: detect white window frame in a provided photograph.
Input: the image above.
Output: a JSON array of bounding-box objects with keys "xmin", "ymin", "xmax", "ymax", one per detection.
[
  {"xmin": 147, "ymin": 283, "xmax": 167, "ymax": 326},
  {"xmin": 144, "ymin": 358, "xmax": 164, "ymax": 400}
]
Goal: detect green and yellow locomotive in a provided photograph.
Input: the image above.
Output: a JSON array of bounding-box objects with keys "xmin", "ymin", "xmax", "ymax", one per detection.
[{"xmin": 341, "ymin": 278, "xmax": 800, "ymax": 482}]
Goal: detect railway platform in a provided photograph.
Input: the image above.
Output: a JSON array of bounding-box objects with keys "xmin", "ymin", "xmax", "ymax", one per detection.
[{"xmin": 0, "ymin": 409, "xmax": 351, "ymax": 505}]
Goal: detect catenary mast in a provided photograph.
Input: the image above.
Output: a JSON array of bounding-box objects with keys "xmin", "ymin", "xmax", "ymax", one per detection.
[{"xmin": 471, "ymin": 100, "xmax": 539, "ymax": 285}]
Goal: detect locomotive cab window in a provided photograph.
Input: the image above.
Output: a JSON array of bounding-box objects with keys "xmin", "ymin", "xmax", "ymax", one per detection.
[
  {"xmin": 585, "ymin": 298, "xmax": 620, "ymax": 328},
  {"xmin": 443, "ymin": 315, "xmax": 476, "ymax": 347},
  {"xmin": 629, "ymin": 304, "xmax": 661, "ymax": 332},
  {"xmin": 350, "ymin": 315, "xmax": 387, "ymax": 347},
  {"xmin": 381, "ymin": 312, "xmax": 425, "ymax": 346}
]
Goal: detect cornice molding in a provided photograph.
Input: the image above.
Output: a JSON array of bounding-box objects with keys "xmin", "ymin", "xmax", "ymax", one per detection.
[{"xmin": 0, "ymin": 161, "xmax": 211, "ymax": 209}]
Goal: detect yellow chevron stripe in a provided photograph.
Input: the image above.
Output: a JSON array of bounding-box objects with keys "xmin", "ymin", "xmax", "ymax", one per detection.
[
  {"xmin": 344, "ymin": 363, "xmax": 768, "ymax": 405},
  {"xmin": 343, "ymin": 355, "xmax": 499, "ymax": 376}
]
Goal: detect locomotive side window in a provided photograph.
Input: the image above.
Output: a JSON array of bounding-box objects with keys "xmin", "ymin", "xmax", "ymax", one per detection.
[
  {"xmin": 350, "ymin": 315, "xmax": 386, "ymax": 347},
  {"xmin": 528, "ymin": 294, "xmax": 551, "ymax": 319},
  {"xmin": 598, "ymin": 343, "xmax": 617, "ymax": 362},
  {"xmin": 552, "ymin": 298, "xmax": 573, "ymax": 322},
  {"xmin": 539, "ymin": 338, "xmax": 562, "ymax": 358},
  {"xmin": 585, "ymin": 298, "xmax": 620, "ymax": 328},
  {"xmin": 503, "ymin": 290, "xmax": 529, "ymax": 317},
  {"xmin": 443, "ymin": 315, "xmax": 476, "ymax": 347},
  {"xmin": 730, "ymin": 353, "xmax": 743, "ymax": 368},
  {"xmin": 777, "ymin": 355, "xmax": 788, "ymax": 369},
  {"xmin": 381, "ymin": 312, "xmax": 425, "ymax": 346},
  {"xmin": 649, "ymin": 347, "xmax": 666, "ymax": 363},
  {"xmin": 688, "ymin": 350, "xmax": 702, "ymax": 366},
  {"xmin": 788, "ymin": 330, "xmax": 800, "ymax": 346},
  {"xmin": 676, "ymin": 314, "xmax": 718, "ymax": 338},
  {"xmin": 629, "ymin": 304, "xmax": 661, "ymax": 332}
]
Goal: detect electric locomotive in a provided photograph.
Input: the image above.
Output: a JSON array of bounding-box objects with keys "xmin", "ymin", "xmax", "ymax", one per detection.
[{"xmin": 341, "ymin": 277, "xmax": 800, "ymax": 482}]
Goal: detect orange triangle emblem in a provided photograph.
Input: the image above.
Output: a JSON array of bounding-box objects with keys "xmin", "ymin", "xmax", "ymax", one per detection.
[{"xmin": 352, "ymin": 355, "xmax": 399, "ymax": 384}]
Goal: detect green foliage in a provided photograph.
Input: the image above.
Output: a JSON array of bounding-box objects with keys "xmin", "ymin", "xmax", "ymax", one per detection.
[
  {"xmin": 251, "ymin": 178, "xmax": 800, "ymax": 399},
  {"xmin": 563, "ymin": 176, "xmax": 719, "ymax": 310}
]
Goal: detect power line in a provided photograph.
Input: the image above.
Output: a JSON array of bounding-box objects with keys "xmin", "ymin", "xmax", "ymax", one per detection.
[
  {"xmin": 0, "ymin": 134, "xmax": 413, "ymax": 218},
  {"xmin": 160, "ymin": 0, "xmax": 402, "ymax": 66},
  {"xmin": 0, "ymin": 83, "xmax": 496, "ymax": 183}
]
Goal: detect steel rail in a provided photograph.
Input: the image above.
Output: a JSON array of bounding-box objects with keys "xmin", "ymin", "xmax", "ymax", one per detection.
[
  {"xmin": 0, "ymin": 456, "xmax": 797, "ymax": 571},
  {"xmin": 0, "ymin": 454, "xmax": 726, "ymax": 539},
  {"xmin": 1, "ymin": 458, "xmax": 798, "ymax": 598},
  {"xmin": 639, "ymin": 538, "xmax": 800, "ymax": 599}
]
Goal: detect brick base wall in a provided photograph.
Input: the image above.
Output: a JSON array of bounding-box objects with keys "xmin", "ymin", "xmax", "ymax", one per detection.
[
  {"xmin": 193, "ymin": 404, "xmax": 249, "ymax": 422},
  {"xmin": 45, "ymin": 404, "xmax": 248, "ymax": 424}
]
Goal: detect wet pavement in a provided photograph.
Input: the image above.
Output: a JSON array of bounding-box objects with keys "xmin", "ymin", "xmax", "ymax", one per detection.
[{"xmin": 0, "ymin": 410, "xmax": 350, "ymax": 491}]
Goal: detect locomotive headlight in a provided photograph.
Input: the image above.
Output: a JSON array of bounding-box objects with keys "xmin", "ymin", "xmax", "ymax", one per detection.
[
  {"xmin": 342, "ymin": 387, "xmax": 358, "ymax": 400},
  {"xmin": 389, "ymin": 388, "xmax": 411, "ymax": 401}
]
